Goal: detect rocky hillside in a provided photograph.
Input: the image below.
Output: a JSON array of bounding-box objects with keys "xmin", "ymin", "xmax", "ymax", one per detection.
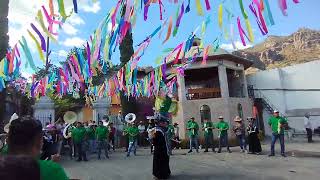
[{"xmin": 233, "ymin": 28, "xmax": 320, "ymax": 71}]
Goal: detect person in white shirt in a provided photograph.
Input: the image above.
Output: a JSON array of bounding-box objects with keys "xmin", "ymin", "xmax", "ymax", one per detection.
[{"xmin": 304, "ymin": 114, "xmax": 313, "ymax": 143}]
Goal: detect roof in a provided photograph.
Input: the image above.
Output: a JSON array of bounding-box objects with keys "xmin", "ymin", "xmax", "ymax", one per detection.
[{"xmin": 165, "ymin": 46, "xmax": 254, "ymax": 69}]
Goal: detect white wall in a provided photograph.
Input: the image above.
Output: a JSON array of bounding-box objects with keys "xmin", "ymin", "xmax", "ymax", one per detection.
[{"xmin": 246, "ymin": 60, "xmax": 320, "ymax": 133}]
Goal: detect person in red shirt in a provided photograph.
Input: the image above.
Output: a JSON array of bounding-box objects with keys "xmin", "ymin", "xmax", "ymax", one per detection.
[{"xmin": 108, "ymin": 122, "xmax": 116, "ymax": 152}]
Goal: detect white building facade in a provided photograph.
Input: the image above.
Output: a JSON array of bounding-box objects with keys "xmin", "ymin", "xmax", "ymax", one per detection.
[{"xmin": 246, "ymin": 60, "xmax": 320, "ymax": 136}]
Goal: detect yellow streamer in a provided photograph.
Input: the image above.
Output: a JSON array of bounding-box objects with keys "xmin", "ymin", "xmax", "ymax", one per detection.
[
  {"xmin": 36, "ymin": 10, "xmax": 57, "ymax": 42},
  {"xmin": 27, "ymin": 30, "xmax": 45, "ymax": 63},
  {"xmin": 245, "ymin": 19, "xmax": 254, "ymax": 43},
  {"xmin": 218, "ymin": 4, "xmax": 223, "ymax": 29},
  {"xmin": 195, "ymin": 0, "xmax": 204, "ymax": 16}
]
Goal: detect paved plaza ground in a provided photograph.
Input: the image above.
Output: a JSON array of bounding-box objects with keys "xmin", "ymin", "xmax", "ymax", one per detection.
[{"xmin": 62, "ymin": 139, "xmax": 320, "ymax": 180}]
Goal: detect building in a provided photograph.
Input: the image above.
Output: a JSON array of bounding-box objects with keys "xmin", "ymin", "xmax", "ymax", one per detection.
[
  {"xmin": 246, "ymin": 60, "xmax": 320, "ymax": 136},
  {"xmin": 169, "ymin": 39, "xmax": 254, "ymax": 140}
]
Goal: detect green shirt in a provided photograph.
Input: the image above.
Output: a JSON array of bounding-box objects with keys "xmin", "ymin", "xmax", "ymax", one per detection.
[
  {"xmin": 86, "ymin": 127, "xmax": 95, "ymax": 140},
  {"xmin": 167, "ymin": 124, "xmax": 175, "ymax": 139},
  {"xmin": 203, "ymin": 122, "xmax": 214, "ymax": 137},
  {"xmin": 38, "ymin": 160, "xmax": 69, "ymax": 180},
  {"xmin": 0, "ymin": 144, "xmax": 8, "ymax": 155},
  {"xmin": 215, "ymin": 121, "xmax": 229, "ymax": 136},
  {"xmin": 71, "ymin": 127, "xmax": 86, "ymax": 144},
  {"xmin": 268, "ymin": 116, "xmax": 287, "ymax": 134},
  {"xmin": 187, "ymin": 121, "xmax": 199, "ymax": 137},
  {"xmin": 95, "ymin": 126, "xmax": 109, "ymax": 141},
  {"xmin": 127, "ymin": 126, "xmax": 139, "ymax": 142}
]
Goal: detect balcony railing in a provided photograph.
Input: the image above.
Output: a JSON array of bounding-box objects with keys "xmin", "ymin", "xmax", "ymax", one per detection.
[{"xmin": 186, "ymin": 88, "xmax": 221, "ymax": 100}]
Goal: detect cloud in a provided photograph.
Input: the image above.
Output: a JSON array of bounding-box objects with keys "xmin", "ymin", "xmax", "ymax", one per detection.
[
  {"xmin": 68, "ymin": 14, "xmax": 85, "ymax": 26},
  {"xmin": 62, "ymin": 37, "xmax": 85, "ymax": 47},
  {"xmin": 62, "ymin": 23, "xmax": 78, "ymax": 35},
  {"xmin": 81, "ymin": 2, "xmax": 101, "ymax": 13},
  {"xmin": 58, "ymin": 50, "xmax": 68, "ymax": 57},
  {"xmin": 220, "ymin": 41, "xmax": 253, "ymax": 51}
]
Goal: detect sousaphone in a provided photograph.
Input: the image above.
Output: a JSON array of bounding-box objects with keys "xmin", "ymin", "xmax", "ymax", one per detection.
[
  {"xmin": 63, "ymin": 111, "xmax": 77, "ymax": 139},
  {"xmin": 125, "ymin": 113, "xmax": 136, "ymax": 124}
]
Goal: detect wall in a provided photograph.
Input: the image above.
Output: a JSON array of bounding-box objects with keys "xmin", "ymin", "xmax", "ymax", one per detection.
[{"xmin": 246, "ymin": 60, "xmax": 320, "ymax": 133}]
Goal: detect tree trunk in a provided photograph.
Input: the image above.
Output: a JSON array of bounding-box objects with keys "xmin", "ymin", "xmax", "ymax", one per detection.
[{"xmin": 0, "ymin": 0, "xmax": 9, "ymax": 60}]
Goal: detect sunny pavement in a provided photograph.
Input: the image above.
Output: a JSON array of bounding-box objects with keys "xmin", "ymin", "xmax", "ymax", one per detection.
[{"xmin": 61, "ymin": 139, "xmax": 320, "ymax": 180}]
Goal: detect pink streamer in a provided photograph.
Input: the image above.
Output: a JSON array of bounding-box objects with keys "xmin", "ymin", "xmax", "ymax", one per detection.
[
  {"xmin": 237, "ymin": 17, "xmax": 250, "ymax": 46},
  {"xmin": 278, "ymin": 0, "xmax": 288, "ymax": 16},
  {"xmin": 41, "ymin": 6, "xmax": 62, "ymax": 35}
]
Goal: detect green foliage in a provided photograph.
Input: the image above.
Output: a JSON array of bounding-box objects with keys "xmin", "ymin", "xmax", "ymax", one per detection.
[{"xmin": 47, "ymin": 91, "xmax": 85, "ymax": 120}]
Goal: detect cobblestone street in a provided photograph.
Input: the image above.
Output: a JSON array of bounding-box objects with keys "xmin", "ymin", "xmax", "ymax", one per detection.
[{"xmin": 61, "ymin": 141, "xmax": 320, "ymax": 180}]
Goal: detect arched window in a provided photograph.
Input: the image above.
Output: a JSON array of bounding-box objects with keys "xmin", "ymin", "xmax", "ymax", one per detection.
[
  {"xmin": 237, "ymin": 103, "xmax": 243, "ymax": 119},
  {"xmin": 200, "ymin": 105, "xmax": 211, "ymax": 124}
]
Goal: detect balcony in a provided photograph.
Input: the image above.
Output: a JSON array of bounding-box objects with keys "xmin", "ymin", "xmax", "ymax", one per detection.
[{"xmin": 186, "ymin": 88, "xmax": 221, "ymax": 100}]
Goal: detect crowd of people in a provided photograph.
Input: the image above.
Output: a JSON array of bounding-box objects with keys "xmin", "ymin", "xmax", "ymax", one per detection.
[
  {"xmin": 0, "ymin": 109, "xmax": 289, "ymax": 180},
  {"xmin": 185, "ymin": 110, "xmax": 288, "ymax": 157}
]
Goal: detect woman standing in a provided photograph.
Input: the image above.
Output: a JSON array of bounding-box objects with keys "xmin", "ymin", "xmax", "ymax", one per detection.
[
  {"xmin": 152, "ymin": 115, "xmax": 171, "ymax": 180},
  {"xmin": 247, "ymin": 117, "xmax": 262, "ymax": 154}
]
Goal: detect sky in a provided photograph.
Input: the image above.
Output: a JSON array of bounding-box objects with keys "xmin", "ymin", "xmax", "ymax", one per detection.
[{"xmin": 7, "ymin": 0, "xmax": 320, "ymax": 78}]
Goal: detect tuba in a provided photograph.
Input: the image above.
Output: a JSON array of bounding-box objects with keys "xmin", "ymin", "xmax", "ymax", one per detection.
[
  {"xmin": 62, "ymin": 111, "xmax": 77, "ymax": 139},
  {"xmin": 125, "ymin": 113, "xmax": 136, "ymax": 124}
]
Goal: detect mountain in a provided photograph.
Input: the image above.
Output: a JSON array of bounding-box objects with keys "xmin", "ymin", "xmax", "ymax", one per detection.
[{"xmin": 233, "ymin": 28, "xmax": 320, "ymax": 71}]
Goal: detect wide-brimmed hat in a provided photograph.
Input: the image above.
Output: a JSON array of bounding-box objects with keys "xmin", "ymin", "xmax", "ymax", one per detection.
[
  {"xmin": 218, "ymin": 116, "xmax": 224, "ymax": 119},
  {"xmin": 190, "ymin": 117, "xmax": 195, "ymax": 120},
  {"xmin": 234, "ymin": 116, "xmax": 242, "ymax": 122},
  {"xmin": 156, "ymin": 113, "xmax": 170, "ymax": 123},
  {"xmin": 273, "ymin": 110, "xmax": 279, "ymax": 113},
  {"xmin": 4, "ymin": 113, "xmax": 19, "ymax": 133},
  {"xmin": 174, "ymin": 122, "xmax": 178, "ymax": 125}
]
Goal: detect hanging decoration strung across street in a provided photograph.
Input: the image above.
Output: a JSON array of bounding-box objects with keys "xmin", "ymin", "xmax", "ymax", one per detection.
[{"xmin": 0, "ymin": 0, "xmax": 301, "ymax": 101}]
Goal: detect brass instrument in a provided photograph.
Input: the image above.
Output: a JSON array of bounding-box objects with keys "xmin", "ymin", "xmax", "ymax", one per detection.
[
  {"xmin": 125, "ymin": 113, "xmax": 136, "ymax": 123},
  {"xmin": 62, "ymin": 111, "xmax": 77, "ymax": 139}
]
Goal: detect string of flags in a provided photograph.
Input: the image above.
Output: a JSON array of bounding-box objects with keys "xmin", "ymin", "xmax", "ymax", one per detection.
[{"xmin": 0, "ymin": 0, "xmax": 301, "ymax": 100}]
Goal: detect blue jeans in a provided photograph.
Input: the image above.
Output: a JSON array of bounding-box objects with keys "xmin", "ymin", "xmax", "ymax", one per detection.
[
  {"xmin": 127, "ymin": 140, "xmax": 137, "ymax": 156},
  {"xmin": 204, "ymin": 134, "xmax": 215, "ymax": 151},
  {"xmin": 218, "ymin": 134, "xmax": 230, "ymax": 151},
  {"xmin": 271, "ymin": 133, "xmax": 285, "ymax": 155},
  {"xmin": 97, "ymin": 140, "xmax": 108, "ymax": 158},
  {"xmin": 189, "ymin": 136, "xmax": 199, "ymax": 152},
  {"xmin": 237, "ymin": 134, "xmax": 247, "ymax": 150},
  {"xmin": 88, "ymin": 139, "xmax": 96, "ymax": 153}
]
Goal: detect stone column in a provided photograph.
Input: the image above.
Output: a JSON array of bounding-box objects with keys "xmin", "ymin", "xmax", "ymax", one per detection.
[
  {"xmin": 218, "ymin": 65, "xmax": 229, "ymax": 98},
  {"xmin": 92, "ymin": 97, "xmax": 111, "ymax": 123},
  {"xmin": 33, "ymin": 96, "xmax": 55, "ymax": 127}
]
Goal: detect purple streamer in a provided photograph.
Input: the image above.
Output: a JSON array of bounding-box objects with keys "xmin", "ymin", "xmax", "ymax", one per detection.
[
  {"xmin": 176, "ymin": 3, "xmax": 184, "ymax": 27},
  {"xmin": 86, "ymin": 42, "xmax": 92, "ymax": 77},
  {"xmin": 30, "ymin": 23, "xmax": 46, "ymax": 52}
]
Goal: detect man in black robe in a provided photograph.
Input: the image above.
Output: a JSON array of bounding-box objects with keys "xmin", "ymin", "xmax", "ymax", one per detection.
[{"xmin": 153, "ymin": 114, "xmax": 171, "ymax": 180}]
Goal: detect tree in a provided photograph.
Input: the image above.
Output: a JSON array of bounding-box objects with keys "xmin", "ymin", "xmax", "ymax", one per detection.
[
  {"xmin": 0, "ymin": 0, "xmax": 9, "ymax": 60},
  {"xmin": 119, "ymin": 4, "xmax": 137, "ymax": 116},
  {"xmin": 0, "ymin": 0, "xmax": 9, "ymax": 130}
]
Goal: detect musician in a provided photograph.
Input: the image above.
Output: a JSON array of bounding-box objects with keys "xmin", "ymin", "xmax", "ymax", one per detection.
[
  {"xmin": 126, "ymin": 123, "xmax": 139, "ymax": 157},
  {"xmin": 95, "ymin": 121, "xmax": 109, "ymax": 159},
  {"xmin": 138, "ymin": 121, "xmax": 146, "ymax": 147},
  {"xmin": 247, "ymin": 117, "xmax": 262, "ymax": 154},
  {"xmin": 173, "ymin": 123, "xmax": 180, "ymax": 149},
  {"xmin": 232, "ymin": 116, "xmax": 247, "ymax": 153},
  {"xmin": 268, "ymin": 110, "xmax": 288, "ymax": 157},
  {"xmin": 108, "ymin": 122, "xmax": 116, "ymax": 152},
  {"xmin": 147, "ymin": 119, "xmax": 156, "ymax": 154},
  {"xmin": 71, "ymin": 122, "xmax": 88, "ymax": 161},
  {"xmin": 86, "ymin": 123, "xmax": 96, "ymax": 154},
  {"xmin": 153, "ymin": 114, "xmax": 171, "ymax": 180},
  {"xmin": 215, "ymin": 116, "xmax": 231, "ymax": 153},
  {"xmin": 6, "ymin": 116, "xmax": 69, "ymax": 180},
  {"xmin": 187, "ymin": 117, "xmax": 199, "ymax": 153},
  {"xmin": 202, "ymin": 118, "xmax": 215, "ymax": 152}
]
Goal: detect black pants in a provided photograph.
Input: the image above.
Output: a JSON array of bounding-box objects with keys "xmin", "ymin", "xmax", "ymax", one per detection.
[
  {"xmin": 306, "ymin": 128, "xmax": 313, "ymax": 142},
  {"xmin": 108, "ymin": 137, "xmax": 115, "ymax": 151},
  {"xmin": 75, "ymin": 142, "xmax": 87, "ymax": 161}
]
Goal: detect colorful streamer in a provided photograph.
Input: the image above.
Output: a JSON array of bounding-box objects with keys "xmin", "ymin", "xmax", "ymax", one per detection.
[
  {"xmin": 162, "ymin": 16, "xmax": 173, "ymax": 44},
  {"xmin": 195, "ymin": 0, "xmax": 204, "ymax": 16},
  {"xmin": 27, "ymin": 30, "xmax": 45, "ymax": 63},
  {"xmin": 218, "ymin": 4, "xmax": 223, "ymax": 29}
]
